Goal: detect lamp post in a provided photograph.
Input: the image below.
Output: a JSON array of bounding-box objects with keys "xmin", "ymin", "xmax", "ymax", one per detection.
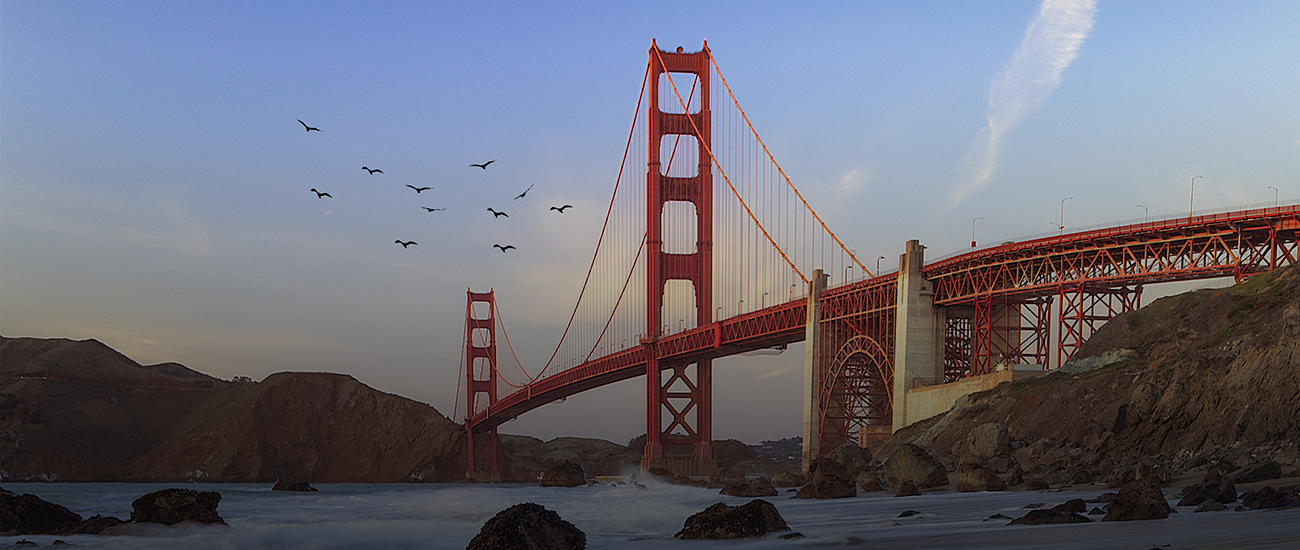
[
  {"xmin": 877, "ymin": 256, "xmax": 885, "ymax": 273},
  {"xmin": 1136, "ymin": 204, "xmax": 1148, "ymax": 223},
  {"xmin": 971, "ymin": 217, "xmax": 985, "ymax": 250},
  {"xmin": 844, "ymin": 265, "xmax": 853, "ymax": 284},
  {"xmin": 1190, "ymin": 176, "xmax": 1202, "ymax": 216},
  {"xmin": 1059, "ymin": 197, "xmax": 1073, "ymax": 235},
  {"xmin": 1268, "ymin": 186, "xmax": 1279, "ymax": 208}
]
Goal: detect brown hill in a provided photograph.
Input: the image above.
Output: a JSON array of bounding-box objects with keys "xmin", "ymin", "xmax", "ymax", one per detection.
[{"xmin": 877, "ymin": 264, "xmax": 1300, "ymax": 476}]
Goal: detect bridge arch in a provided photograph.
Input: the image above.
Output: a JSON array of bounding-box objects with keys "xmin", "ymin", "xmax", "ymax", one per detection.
[{"xmin": 818, "ymin": 334, "xmax": 893, "ymax": 452}]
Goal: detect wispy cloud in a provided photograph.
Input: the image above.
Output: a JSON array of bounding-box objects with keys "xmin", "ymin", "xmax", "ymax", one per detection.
[{"xmin": 948, "ymin": 0, "xmax": 1098, "ymax": 208}]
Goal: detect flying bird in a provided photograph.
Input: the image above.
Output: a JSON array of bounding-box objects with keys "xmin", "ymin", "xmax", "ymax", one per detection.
[
  {"xmin": 421, "ymin": 207, "xmax": 446, "ymax": 212},
  {"xmin": 406, "ymin": 185, "xmax": 431, "ymax": 193},
  {"xmin": 310, "ymin": 188, "xmax": 331, "ymax": 199},
  {"xmin": 395, "ymin": 240, "xmax": 417, "ymax": 248},
  {"xmin": 470, "ymin": 160, "xmax": 496, "ymax": 169},
  {"xmin": 487, "ymin": 208, "xmax": 508, "ymax": 218},
  {"xmin": 550, "ymin": 205, "xmax": 573, "ymax": 213},
  {"xmin": 298, "ymin": 119, "xmax": 321, "ymax": 132},
  {"xmin": 514, "ymin": 184, "xmax": 534, "ymax": 200},
  {"xmin": 493, "ymin": 244, "xmax": 516, "ymax": 252},
  {"xmin": 362, "ymin": 166, "xmax": 383, "ymax": 175}
]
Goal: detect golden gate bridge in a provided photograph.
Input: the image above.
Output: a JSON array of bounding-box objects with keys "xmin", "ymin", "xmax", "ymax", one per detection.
[{"xmin": 459, "ymin": 42, "xmax": 1300, "ymax": 481}]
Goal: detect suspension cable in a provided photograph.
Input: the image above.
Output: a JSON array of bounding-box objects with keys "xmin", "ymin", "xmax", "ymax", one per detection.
[{"xmin": 585, "ymin": 233, "xmax": 647, "ymax": 362}]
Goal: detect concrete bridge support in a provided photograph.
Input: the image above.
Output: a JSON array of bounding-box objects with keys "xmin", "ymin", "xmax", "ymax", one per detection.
[{"xmin": 892, "ymin": 240, "xmax": 946, "ymax": 433}]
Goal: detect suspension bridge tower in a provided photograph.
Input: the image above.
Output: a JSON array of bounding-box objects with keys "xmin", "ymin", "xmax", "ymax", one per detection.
[{"xmin": 642, "ymin": 41, "xmax": 717, "ymax": 477}]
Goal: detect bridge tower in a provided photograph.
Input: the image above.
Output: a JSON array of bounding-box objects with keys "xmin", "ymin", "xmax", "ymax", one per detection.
[
  {"xmin": 464, "ymin": 289, "xmax": 500, "ymax": 482},
  {"xmin": 642, "ymin": 41, "xmax": 716, "ymax": 476}
]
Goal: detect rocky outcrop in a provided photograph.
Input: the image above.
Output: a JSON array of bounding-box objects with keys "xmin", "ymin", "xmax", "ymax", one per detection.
[
  {"xmin": 894, "ymin": 481, "xmax": 921, "ymax": 497},
  {"xmin": 857, "ymin": 471, "xmax": 885, "ymax": 492},
  {"xmin": 770, "ymin": 472, "xmax": 804, "ymax": 487},
  {"xmin": 1009, "ymin": 510, "xmax": 1090, "ymax": 525},
  {"xmin": 720, "ymin": 478, "xmax": 777, "ymax": 498},
  {"xmin": 539, "ymin": 459, "xmax": 586, "ymax": 487},
  {"xmin": 467, "ymin": 503, "xmax": 585, "ymax": 550},
  {"xmin": 1232, "ymin": 461, "xmax": 1282, "ymax": 483},
  {"xmin": 1239, "ymin": 486, "xmax": 1300, "ymax": 510},
  {"xmin": 271, "ymin": 481, "xmax": 318, "ymax": 492},
  {"xmin": 1178, "ymin": 469, "xmax": 1235, "ymax": 506},
  {"xmin": 675, "ymin": 500, "xmax": 789, "ymax": 540},
  {"xmin": 826, "ymin": 444, "xmax": 873, "ymax": 478},
  {"xmin": 956, "ymin": 463, "xmax": 1006, "ymax": 492},
  {"xmin": 0, "ymin": 493, "xmax": 84, "ymax": 535},
  {"xmin": 882, "ymin": 444, "xmax": 948, "ymax": 492},
  {"xmin": 795, "ymin": 458, "xmax": 856, "ymax": 499},
  {"xmin": 130, "ymin": 488, "xmax": 225, "ymax": 525},
  {"xmin": 1102, "ymin": 480, "xmax": 1171, "ymax": 521}
]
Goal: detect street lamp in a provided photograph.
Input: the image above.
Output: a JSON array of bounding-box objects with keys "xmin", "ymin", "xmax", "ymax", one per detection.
[
  {"xmin": 971, "ymin": 217, "xmax": 985, "ymax": 250},
  {"xmin": 1059, "ymin": 197, "xmax": 1073, "ymax": 235},
  {"xmin": 877, "ymin": 256, "xmax": 885, "ymax": 273},
  {"xmin": 1190, "ymin": 176, "xmax": 1203, "ymax": 216},
  {"xmin": 1268, "ymin": 186, "xmax": 1279, "ymax": 208},
  {"xmin": 1136, "ymin": 204, "xmax": 1148, "ymax": 223},
  {"xmin": 844, "ymin": 265, "xmax": 854, "ymax": 283}
]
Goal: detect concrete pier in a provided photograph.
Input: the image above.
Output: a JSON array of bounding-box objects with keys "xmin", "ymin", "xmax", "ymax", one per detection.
[{"xmin": 892, "ymin": 240, "xmax": 946, "ymax": 432}]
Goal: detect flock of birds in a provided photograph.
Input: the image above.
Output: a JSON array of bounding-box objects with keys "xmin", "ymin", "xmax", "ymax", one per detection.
[{"xmin": 296, "ymin": 119, "xmax": 574, "ymax": 253}]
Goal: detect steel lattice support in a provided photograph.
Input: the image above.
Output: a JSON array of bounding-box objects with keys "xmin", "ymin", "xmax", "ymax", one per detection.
[
  {"xmin": 1057, "ymin": 285, "xmax": 1141, "ymax": 367},
  {"xmin": 464, "ymin": 290, "xmax": 500, "ymax": 482},
  {"xmin": 644, "ymin": 43, "xmax": 714, "ymax": 465},
  {"xmin": 944, "ymin": 316, "xmax": 972, "ymax": 382}
]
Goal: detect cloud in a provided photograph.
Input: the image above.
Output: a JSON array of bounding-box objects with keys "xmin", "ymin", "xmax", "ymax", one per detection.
[
  {"xmin": 948, "ymin": 0, "xmax": 1098, "ymax": 208},
  {"xmin": 837, "ymin": 168, "xmax": 871, "ymax": 193}
]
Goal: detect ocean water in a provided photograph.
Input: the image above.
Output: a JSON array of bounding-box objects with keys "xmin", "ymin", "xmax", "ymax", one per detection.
[{"xmin": 3, "ymin": 480, "xmax": 1298, "ymax": 549}]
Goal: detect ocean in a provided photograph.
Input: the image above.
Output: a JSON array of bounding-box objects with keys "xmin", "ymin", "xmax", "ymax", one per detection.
[{"xmin": 3, "ymin": 480, "xmax": 1298, "ymax": 549}]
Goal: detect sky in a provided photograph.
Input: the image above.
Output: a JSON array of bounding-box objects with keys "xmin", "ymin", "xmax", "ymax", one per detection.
[{"xmin": 3, "ymin": 1, "xmax": 1299, "ymax": 446}]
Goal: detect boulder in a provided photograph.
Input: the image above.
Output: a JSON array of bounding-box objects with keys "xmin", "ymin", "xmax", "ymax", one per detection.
[
  {"xmin": 1102, "ymin": 480, "xmax": 1171, "ymax": 521},
  {"xmin": 826, "ymin": 444, "xmax": 873, "ymax": 477},
  {"xmin": 856, "ymin": 471, "xmax": 884, "ymax": 492},
  {"xmin": 1002, "ymin": 466, "xmax": 1024, "ymax": 487},
  {"xmin": 894, "ymin": 481, "xmax": 921, "ymax": 497},
  {"xmin": 466, "ymin": 502, "xmax": 585, "ymax": 550},
  {"xmin": 720, "ymin": 478, "xmax": 778, "ymax": 498},
  {"xmin": 1010, "ymin": 510, "xmax": 1091, "ymax": 525},
  {"xmin": 675, "ymin": 500, "xmax": 790, "ymax": 540},
  {"xmin": 539, "ymin": 459, "xmax": 585, "ymax": 488},
  {"xmin": 967, "ymin": 423, "xmax": 1010, "ymax": 458},
  {"xmin": 985, "ymin": 455, "xmax": 1017, "ymax": 474},
  {"xmin": 882, "ymin": 444, "xmax": 949, "ymax": 492},
  {"xmin": 1050, "ymin": 499, "xmax": 1086, "ymax": 514},
  {"xmin": 1106, "ymin": 467, "xmax": 1136, "ymax": 488},
  {"xmin": 1232, "ymin": 461, "xmax": 1282, "ymax": 483},
  {"xmin": 1025, "ymin": 480, "xmax": 1050, "ymax": 491},
  {"xmin": 1088, "ymin": 507, "xmax": 1105, "ymax": 515},
  {"xmin": 65, "ymin": 514, "xmax": 125, "ymax": 535},
  {"xmin": 795, "ymin": 458, "xmax": 856, "ymax": 499},
  {"xmin": 271, "ymin": 480, "xmax": 318, "ymax": 492},
  {"xmin": 0, "ymin": 487, "xmax": 11, "ymax": 497},
  {"xmin": 0, "ymin": 493, "xmax": 83, "ymax": 535},
  {"xmin": 770, "ymin": 472, "xmax": 805, "ymax": 487},
  {"xmin": 130, "ymin": 489, "xmax": 225, "ymax": 526},
  {"xmin": 1177, "ymin": 469, "xmax": 1236, "ymax": 507},
  {"xmin": 1194, "ymin": 500, "xmax": 1227, "ymax": 512},
  {"xmin": 956, "ymin": 464, "xmax": 1006, "ymax": 492},
  {"xmin": 1239, "ymin": 486, "xmax": 1300, "ymax": 510},
  {"xmin": 708, "ymin": 467, "xmax": 745, "ymax": 489}
]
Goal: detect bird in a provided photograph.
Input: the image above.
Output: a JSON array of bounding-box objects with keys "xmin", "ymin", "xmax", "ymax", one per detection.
[
  {"xmin": 514, "ymin": 184, "xmax": 534, "ymax": 200},
  {"xmin": 550, "ymin": 204, "xmax": 573, "ymax": 213},
  {"xmin": 362, "ymin": 166, "xmax": 383, "ymax": 175},
  {"xmin": 395, "ymin": 240, "xmax": 417, "ymax": 248},
  {"xmin": 406, "ymin": 185, "xmax": 431, "ymax": 193},
  {"xmin": 421, "ymin": 207, "xmax": 446, "ymax": 212},
  {"xmin": 310, "ymin": 188, "xmax": 331, "ymax": 199},
  {"xmin": 493, "ymin": 244, "xmax": 516, "ymax": 252},
  {"xmin": 470, "ymin": 160, "xmax": 496, "ymax": 169},
  {"xmin": 298, "ymin": 119, "xmax": 321, "ymax": 132},
  {"xmin": 487, "ymin": 208, "xmax": 508, "ymax": 218}
]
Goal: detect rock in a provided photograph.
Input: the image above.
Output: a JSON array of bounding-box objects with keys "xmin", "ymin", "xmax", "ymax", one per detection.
[
  {"xmin": 64, "ymin": 514, "xmax": 125, "ymax": 535},
  {"xmin": 674, "ymin": 499, "xmax": 790, "ymax": 540},
  {"xmin": 1194, "ymin": 500, "xmax": 1227, "ymax": 512},
  {"xmin": 271, "ymin": 480, "xmax": 318, "ymax": 492},
  {"xmin": 1010, "ymin": 510, "xmax": 1091, "ymax": 525},
  {"xmin": 882, "ymin": 444, "xmax": 948, "ymax": 492},
  {"xmin": 1002, "ymin": 466, "xmax": 1024, "ymax": 487},
  {"xmin": 0, "ymin": 493, "xmax": 83, "ymax": 535},
  {"xmin": 1102, "ymin": 480, "xmax": 1172, "ymax": 521},
  {"xmin": 770, "ymin": 472, "xmax": 805, "ymax": 487},
  {"xmin": 1088, "ymin": 492, "xmax": 1118, "ymax": 503},
  {"xmin": 1106, "ymin": 467, "xmax": 1137, "ymax": 488},
  {"xmin": 894, "ymin": 481, "xmax": 921, "ymax": 497},
  {"xmin": 897, "ymin": 510, "xmax": 920, "ymax": 517},
  {"xmin": 1232, "ymin": 461, "xmax": 1282, "ymax": 483},
  {"xmin": 130, "ymin": 488, "xmax": 225, "ymax": 525},
  {"xmin": 708, "ymin": 467, "xmax": 745, "ymax": 489},
  {"xmin": 856, "ymin": 470, "xmax": 884, "ymax": 492},
  {"xmin": 1177, "ymin": 469, "xmax": 1236, "ymax": 506},
  {"xmin": 967, "ymin": 423, "xmax": 1010, "ymax": 458},
  {"xmin": 779, "ymin": 532, "xmax": 804, "ymax": 539},
  {"xmin": 466, "ymin": 502, "xmax": 585, "ymax": 550},
  {"xmin": 1088, "ymin": 507, "xmax": 1105, "ymax": 515},
  {"xmin": 826, "ymin": 443, "xmax": 873, "ymax": 477},
  {"xmin": 720, "ymin": 478, "xmax": 778, "ymax": 498},
  {"xmin": 987, "ymin": 513, "xmax": 1012, "ymax": 520},
  {"xmin": 1050, "ymin": 499, "xmax": 1086, "ymax": 514},
  {"xmin": 985, "ymin": 455, "xmax": 1016, "ymax": 474},
  {"xmin": 957, "ymin": 464, "xmax": 1006, "ymax": 492},
  {"xmin": 1239, "ymin": 486, "xmax": 1300, "ymax": 510},
  {"xmin": 795, "ymin": 458, "xmax": 856, "ymax": 499},
  {"xmin": 1025, "ymin": 480, "xmax": 1050, "ymax": 491},
  {"xmin": 0, "ymin": 487, "xmax": 11, "ymax": 497},
  {"xmin": 539, "ymin": 459, "xmax": 585, "ymax": 488}
]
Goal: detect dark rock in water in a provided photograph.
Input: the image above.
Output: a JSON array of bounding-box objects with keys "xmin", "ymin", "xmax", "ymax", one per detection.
[
  {"xmin": 540, "ymin": 459, "xmax": 585, "ymax": 488},
  {"xmin": 1177, "ymin": 468, "xmax": 1236, "ymax": 506},
  {"xmin": 897, "ymin": 510, "xmax": 920, "ymax": 517},
  {"xmin": 957, "ymin": 463, "xmax": 1006, "ymax": 492},
  {"xmin": 770, "ymin": 472, "xmax": 805, "ymax": 487},
  {"xmin": 857, "ymin": 471, "xmax": 885, "ymax": 492},
  {"xmin": 1239, "ymin": 486, "xmax": 1300, "ymax": 510},
  {"xmin": 0, "ymin": 493, "xmax": 83, "ymax": 535},
  {"xmin": 708, "ymin": 467, "xmax": 745, "ymax": 489},
  {"xmin": 467, "ymin": 502, "xmax": 585, "ymax": 550},
  {"xmin": 778, "ymin": 532, "xmax": 804, "ymax": 539},
  {"xmin": 986, "ymin": 513, "xmax": 1012, "ymax": 520},
  {"xmin": 272, "ymin": 480, "xmax": 318, "ymax": 492},
  {"xmin": 0, "ymin": 487, "xmax": 12, "ymax": 497},
  {"xmin": 882, "ymin": 444, "xmax": 948, "ymax": 491},
  {"xmin": 894, "ymin": 481, "xmax": 921, "ymax": 497},
  {"xmin": 130, "ymin": 488, "xmax": 225, "ymax": 525},
  {"xmin": 1025, "ymin": 480, "xmax": 1050, "ymax": 491},
  {"xmin": 1195, "ymin": 500, "xmax": 1227, "ymax": 512},
  {"xmin": 1102, "ymin": 480, "xmax": 1171, "ymax": 521},
  {"xmin": 1051, "ymin": 498, "xmax": 1086, "ymax": 514},
  {"xmin": 1010, "ymin": 509, "xmax": 1091, "ymax": 525},
  {"xmin": 66, "ymin": 514, "xmax": 125, "ymax": 535},
  {"xmin": 795, "ymin": 458, "xmax": 856, "ymax": 499},
  {"xmin": 721, "ymin": 478, "xmax": 778, "ymax": 498},
  {"xmin": 675, "ymin": 499, "xmax": 789, "ymax": 540},
  {"xmin": 1232, "ymin": 461, "xmax": 1282, "ymax": 483},
  {"xmin": 827, "ymin": 443, "xmax": 873, "ymax": 478},
  {"xmin": 1088, "ymin": 507, "xmax": 1105, "ymax": 515}
]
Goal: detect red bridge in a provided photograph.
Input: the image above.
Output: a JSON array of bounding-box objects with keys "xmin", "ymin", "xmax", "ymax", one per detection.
[{"xmin": 461, "ymin": 42, "xmax": 1300, "ymax": 481}]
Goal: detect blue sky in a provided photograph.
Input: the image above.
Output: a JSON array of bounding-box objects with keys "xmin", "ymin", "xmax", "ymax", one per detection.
[{"xmin": 3, "ymin": 1, "xmax": 1298, "ymax": 444}]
